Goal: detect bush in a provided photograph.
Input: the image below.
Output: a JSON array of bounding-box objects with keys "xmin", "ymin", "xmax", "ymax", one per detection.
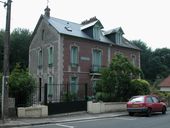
[
  {"xmin": 95, "ymin": 92, "xmax": 114, "ymax": 102},
  {"xmin": 95, "ymin": 54, "xmax": 143, "ymax": 102},
  {"xmin": 129, "ymin": 79, "xmax": 150, "ymax": 97},
  {"xmin": 9, "ymin": 64, "xmax": 36, "ymax": 107}
]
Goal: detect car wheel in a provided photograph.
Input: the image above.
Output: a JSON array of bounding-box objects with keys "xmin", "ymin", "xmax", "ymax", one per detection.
[
  {"xmin": 146, "ymin": 108, "xmax": 152, "ymax": 117},
  {"xmin": 129, "ymin": 112, "xmax": 134, "ymax": 116},
  {"xmin": 162, "ymin": 106, "xmax": 166, "ymax": 114}
]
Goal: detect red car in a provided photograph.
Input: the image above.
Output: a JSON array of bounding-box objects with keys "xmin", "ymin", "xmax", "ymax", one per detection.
[{"xmin": 127, "ymin": 95, "xmax": 167, "ymax": 117}]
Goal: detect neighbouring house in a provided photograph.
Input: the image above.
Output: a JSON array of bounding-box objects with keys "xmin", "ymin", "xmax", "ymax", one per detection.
[
  {"xmin": 29, "ymin": 6, "xmax": 140, "ymax": 103},
  {"xmin": 159, "ymin": 76, "xmax": 170, "ymax": 92}
]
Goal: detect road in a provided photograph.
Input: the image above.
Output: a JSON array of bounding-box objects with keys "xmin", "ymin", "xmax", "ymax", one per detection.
[{"xmin": 18, "ymin": 111, "xmax": 170, "ymax": 128}]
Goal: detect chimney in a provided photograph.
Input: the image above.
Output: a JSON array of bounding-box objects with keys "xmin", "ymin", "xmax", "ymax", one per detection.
[{"xmin": 44, "ymin": 6, "xmax": 50, "ymax": 17}]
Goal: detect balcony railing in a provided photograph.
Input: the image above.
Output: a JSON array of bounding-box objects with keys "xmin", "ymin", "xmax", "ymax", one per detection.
[{"xmin": 90, "ymin": 65, "xmax": 106, "ymax": 73}]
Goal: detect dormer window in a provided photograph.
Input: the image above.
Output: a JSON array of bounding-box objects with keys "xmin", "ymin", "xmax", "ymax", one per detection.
[
  {"xmin": 116, "ymin": 32, "xmax": 122, "ymax": 44},
  {"xmin": 93, "ymin": 25, "xmax": 100, "ymax": 40}
]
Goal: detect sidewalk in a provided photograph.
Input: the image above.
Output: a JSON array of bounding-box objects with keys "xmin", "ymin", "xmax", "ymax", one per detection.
[{"xmin": 0, "ymin": 111, "xmax": 128, "ymax": 127}]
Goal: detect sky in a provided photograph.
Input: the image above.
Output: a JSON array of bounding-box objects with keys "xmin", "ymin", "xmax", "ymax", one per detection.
[{"xmin": 0, "ymin": 0, "xmax": 170, "ymax": 50}]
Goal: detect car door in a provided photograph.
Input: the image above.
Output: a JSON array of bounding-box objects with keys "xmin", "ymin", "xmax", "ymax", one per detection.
[
  {"xmin": 146, "ymin": 96, "xmax": 155, "ymax": 110},
  {"xmin": 151, "ymin": 96, "xmax": 162, "ymax": 112}
]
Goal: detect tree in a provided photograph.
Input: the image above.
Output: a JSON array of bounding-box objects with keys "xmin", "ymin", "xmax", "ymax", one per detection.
[
  {"xmin": 131, "ymin": 40, "xmax": 170, "ymax": 84},
  {"xmin": 10, "ymin": 28, "xmax": 32, "ymax": 70},
  {"xmin": 9, "ymin": 63, "xmax": 36, "ymax": 107},
  {"xmin": 95, "ymin": 54, "xmax": 142, "ymax": 102},
  {"xmin": 0, "ymin": 28, "xmax": 32, "ymax": 71},
  {"xmin": 130, "ymin": 40, "xmax": 153, "ymax": 82}
]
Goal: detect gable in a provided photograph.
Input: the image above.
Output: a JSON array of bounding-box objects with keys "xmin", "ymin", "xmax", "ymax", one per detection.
[{"xmin": 159, "ymin": 76, "xmax": 170, "ymax": 87}]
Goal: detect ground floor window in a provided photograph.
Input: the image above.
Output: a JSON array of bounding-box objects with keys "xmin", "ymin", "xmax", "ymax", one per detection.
[
  {"xmin": 70, "ymin": 77, "xmax": 78, "ymax": 94},
  {"xmin": 48, "ymin": 76, "xmax": 53, "ymax": 96}
]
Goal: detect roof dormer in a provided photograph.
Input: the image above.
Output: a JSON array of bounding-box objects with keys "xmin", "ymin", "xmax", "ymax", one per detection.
[
  {"xmin": 81, "ymin": 17, "xmax": 103, "ymax": 40},
  {"xmin": 104, "ymin": 27, "xmax": 124, "ymax": 44}
]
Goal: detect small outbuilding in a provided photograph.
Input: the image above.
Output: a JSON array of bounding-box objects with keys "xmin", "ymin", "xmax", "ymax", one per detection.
[{"xmin": 159, "ymin": 76, "xmax": 170, "ymax": 92}]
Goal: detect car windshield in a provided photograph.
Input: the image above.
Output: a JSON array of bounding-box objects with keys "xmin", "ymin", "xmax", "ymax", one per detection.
[{"xmin": 129, "ymin": 96, "xmax": 144, "ymax": 103}]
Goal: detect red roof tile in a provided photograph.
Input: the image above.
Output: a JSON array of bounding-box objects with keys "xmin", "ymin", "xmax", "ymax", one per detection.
[{"xmin": 159, "ymin": 76, "xmax": 170, "ymax": 87}]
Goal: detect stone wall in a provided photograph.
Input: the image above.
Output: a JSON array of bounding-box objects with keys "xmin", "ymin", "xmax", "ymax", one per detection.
[{"xmin": 87, "ymin": 101, "xmax": 126, "ymax": 113}]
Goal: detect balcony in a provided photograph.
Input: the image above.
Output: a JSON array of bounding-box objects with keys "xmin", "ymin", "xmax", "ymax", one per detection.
[{"xmin": 90, "ymin": 65, "xmax": 106, "ymax": 76}]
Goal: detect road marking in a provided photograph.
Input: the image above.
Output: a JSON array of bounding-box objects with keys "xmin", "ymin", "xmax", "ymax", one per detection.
[
  {"xmin": 115, "ymin": 117, "xmax": 137, "ymax": 120},
  {"xmin": 56, "ymin": 123, "xmax": 74, "ymax": 128}
]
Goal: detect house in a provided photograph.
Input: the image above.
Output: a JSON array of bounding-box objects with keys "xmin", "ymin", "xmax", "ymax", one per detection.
[
  {"xmin": 29, "ymin": 6, "xmax": 141, "ymax": 103},
  {"xmin": 159, "ymin": 76, "xmax": 170, "ymax": 92}
]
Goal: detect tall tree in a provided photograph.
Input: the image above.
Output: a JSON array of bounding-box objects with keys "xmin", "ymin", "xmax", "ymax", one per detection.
[
  {"xmin": 0, "ymin": 28, "xmax": 32, "ymax": 71},
  {"xmin": 10, "ymin": 28, "xmax": 32, "ymax": 70},
  {"xmin": 131, "ymin": 40, "xmax": 154, "ymax": 82},
  {"xmin": 131, "ymin": 40, "xmax": 170, "ymax": 83}
]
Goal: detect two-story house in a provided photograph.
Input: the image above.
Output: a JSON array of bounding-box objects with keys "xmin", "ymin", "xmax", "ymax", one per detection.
[{"xmin": 29, "ymin": 6, "xmax": 140, "ymax": 102}]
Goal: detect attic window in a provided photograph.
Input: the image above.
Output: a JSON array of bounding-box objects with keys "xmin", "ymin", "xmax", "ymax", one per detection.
[
  {"xmin": 65, "ymin": 22, "xmax": 72, "ymax": 31},
  {"xmin": 93, "ymin": 25, "xmax": 100, "ymax": 40}
]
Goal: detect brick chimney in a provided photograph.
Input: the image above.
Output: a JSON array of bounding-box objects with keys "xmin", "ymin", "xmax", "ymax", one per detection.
[{"xmin": 44, "ymin": 6, "xmax": 50, "ymax": 17}]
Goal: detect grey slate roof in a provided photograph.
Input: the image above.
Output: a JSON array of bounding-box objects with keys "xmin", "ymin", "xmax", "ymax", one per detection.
[
  {"xmin": 104, "ymin": 27, "xmax": 124, "ymax": 35},
  {"xmin": 43, "ymin": 15, "xmax": 139, "ymax": 50}
]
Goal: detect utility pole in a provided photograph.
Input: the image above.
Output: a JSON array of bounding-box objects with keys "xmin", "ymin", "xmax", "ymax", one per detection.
[{"xmin": 1, "ymin": 0, "xmax": 12, "ymax": 121}]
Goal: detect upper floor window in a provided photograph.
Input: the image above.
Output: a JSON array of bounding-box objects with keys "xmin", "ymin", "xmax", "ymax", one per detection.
[
  {"xmin": 42, "ymin": 29, "xmax": 45, "ymax": 40},
  {"xmin": 92, "ymin": 49, "xmax": 102, "ymax": 72},
  {"xmin": 116, "ymin": 33, "xmax": 122, "ymax": 44},
  {"xmin": 48, "ymin": 46, "xmax": 54, "ymax": 67},
  {"xmin": 93, "ymin": 25, "xmax": 100, "ymax": 40},
  {"xmin": 38, "ymin": 49, "xmax": 43, "ymax": 69},
  {"xmin": 71, "ymin": 46, "xmax": 78, "ymax": 67},
  {"xmin": 131, "ymin": 54, "xmax": 136, "ymax": 65},
  {"xmin": 70, "ymin": 77, "xmax": 78, "ymax": 94}
]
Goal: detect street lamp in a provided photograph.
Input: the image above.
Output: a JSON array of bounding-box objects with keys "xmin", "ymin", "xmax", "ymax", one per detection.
[{"xmin": 1, "ymin": 0, "xmax": 12, "ymax": 121}]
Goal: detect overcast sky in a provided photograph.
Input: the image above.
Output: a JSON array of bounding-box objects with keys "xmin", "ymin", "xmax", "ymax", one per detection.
[{"xmin": 0, "ymin": 0, "xmax": 170, "ymax": 50}]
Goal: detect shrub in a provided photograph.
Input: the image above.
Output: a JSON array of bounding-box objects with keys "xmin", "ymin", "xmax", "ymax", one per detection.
[
  {"xmin": 9, "ymin": 64, "xmax": 36, "ymax": 107},
  {"xmin": 129, "ymin": 79, "xmax": 150, "ymax": 97}
]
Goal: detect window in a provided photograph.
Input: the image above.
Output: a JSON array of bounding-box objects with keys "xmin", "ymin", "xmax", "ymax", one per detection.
[
  {"xmin": 93, "ymin": 25, "xmax": 100, "ymax": 40},
  {"xmin": 48, "ymin": 76, "xmax": 53, "ymax": 96},
  {"xmin": 132, "ymin": 55, "xmax": 136, "ymax": 65},
  {"xmin": 71, "ymin": 46, "xmax": 78, "ymax": 67},
  {"xmin": 146, "ymin": 97, "xmax": 153, "ymax": 103},
  {"xmin": 70, "ymin": 77, "xmax": 78, "ymax": 94},
  {"xmin": 92, "ymin": 49, "xmax": 102, "ymax": 72},
  {"xmin": 38, "ymin": 49, "xmax": 43, "ymax": 69},
  {"xmin": 116, "ymin": 33, "xmax": 122, "ymax": 44},
  {"xmin": 152, "ymin": 96, "xmax": 159, "ymax": 103},
  {"xmin": 129, "ymin": 96, "xmax": 144, "ymax": 103},
  {"xmin": 48, "ymin": 46, "xmax": 54, "ymax": 67},
  {"xmin": 42, "ymin": 29, "xmax": 45, "ymax": 40}
]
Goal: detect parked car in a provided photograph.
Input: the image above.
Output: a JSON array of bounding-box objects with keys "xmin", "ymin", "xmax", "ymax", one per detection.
[{"xmin": 127, "ymin": 95, "xmax": 167, "ymax": 117}]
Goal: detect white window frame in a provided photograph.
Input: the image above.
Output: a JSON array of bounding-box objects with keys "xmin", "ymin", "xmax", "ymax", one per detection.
[
  {"xmin": 38, "ymin": 49, "xmax": 43, "ymax": 69},
  {"xmin": 70, "ymin": 76, "xmax": 78, "ymax": 94},
  {"xmin": 70, "ymin": 45, "xmax": 79, "ymax": 67},
  {"xmin": 48, "ymin": 45, "xmax": 54, "ymax": 67},
  {"xmin": 92, "ymin": 48, "xmax": 102, "ymax": 72},
  {"xmin": 48, "ymin": 75, "xmax": 53, "ymax": 96}
]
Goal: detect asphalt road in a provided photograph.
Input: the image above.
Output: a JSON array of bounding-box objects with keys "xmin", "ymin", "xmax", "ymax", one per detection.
[{"xmin": 19, "ymin": 111, "xmax": 170, "ymax": 128}]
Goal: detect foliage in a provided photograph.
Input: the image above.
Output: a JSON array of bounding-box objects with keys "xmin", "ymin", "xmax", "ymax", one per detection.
[
  {"xmin": 129, "ymin": 79, "xmax": 150, "ymax": 97},
  {"xmin": 95, "ymin": 54, "xmax": 142, "ymax": 102},
  {"xmin": 9, "ymin": 63, "xmax": 36, "ymax": 107},
  {"xmin": 10, "ymin": 28, "xmax": 32, "ymax": 70},
  {"xmin": 131, "ymin": 40, "xmax": 170, "ymax": 84},
  {"xmin": 63, "ymin": 92, "xmax": 77, "ymax": 102},
  {"xmin": 0, "ymin": 28, "xmax": 32, "ymax": 72}
]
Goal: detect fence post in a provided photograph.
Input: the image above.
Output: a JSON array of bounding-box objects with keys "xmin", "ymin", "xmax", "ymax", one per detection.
[
  {"xmin": 85, "ymin": 83, "xmax": 88, "ymax": 101},
  {"xmin": 44, "ymin": 83, "xmax": 47, "ymax": 105}
]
